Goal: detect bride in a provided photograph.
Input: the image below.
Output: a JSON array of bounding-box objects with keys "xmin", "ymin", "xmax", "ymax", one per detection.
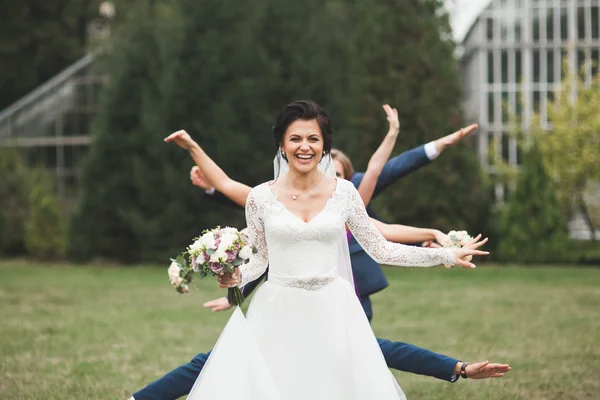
[{"xmin": 165, "ymin": 100, "xmax": 488, "ymax": 399}]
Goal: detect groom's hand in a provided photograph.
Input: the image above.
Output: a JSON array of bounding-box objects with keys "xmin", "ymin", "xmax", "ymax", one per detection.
[
  {"xmin": 190, "ymin": 166, "xmax": 214, "ymax": 191},
  {"xmin": 434, "ymin": 123, "xmax": 478, "ymax": 154},
  {"xmin": 456, "ymin": 361, "xmax": 511, "ymax": 379},
  {"xmin": 203, "ymin": 297, "xmax": 232, "ymax": 312}
]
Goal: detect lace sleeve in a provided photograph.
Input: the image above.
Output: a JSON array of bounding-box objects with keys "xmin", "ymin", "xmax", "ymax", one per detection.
[
  {"xmin": 239, "ymin": 188, "xmax": 269, "ymax": 287},
  {"xmin": 343, "ymin": 182, "xmax": 456, "ymax": 267}
]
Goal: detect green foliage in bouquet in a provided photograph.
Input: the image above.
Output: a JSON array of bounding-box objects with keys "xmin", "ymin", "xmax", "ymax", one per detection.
[{"xmin": 498, "ymin": 144, "xmax": 569, "ymax": 263}]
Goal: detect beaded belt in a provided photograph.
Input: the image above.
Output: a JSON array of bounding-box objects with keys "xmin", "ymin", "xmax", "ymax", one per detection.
[{"xmin": 268, "ymin": 273, "xmax": 338, "ymax": 291}]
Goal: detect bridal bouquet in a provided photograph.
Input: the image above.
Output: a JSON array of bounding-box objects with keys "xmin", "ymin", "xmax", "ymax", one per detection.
[
  {"xmin": 440, "ymin": 230, "xmax": 473, "ymax": 268},
  {"xmin": 186, "ymin": 226, "xmax": 255, "ymax": 305}
]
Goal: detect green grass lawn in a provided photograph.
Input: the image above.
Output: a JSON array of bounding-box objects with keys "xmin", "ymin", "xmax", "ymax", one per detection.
[{"xmin": 1, "ymin": 261, "xmax": 599, "ymax": 400}]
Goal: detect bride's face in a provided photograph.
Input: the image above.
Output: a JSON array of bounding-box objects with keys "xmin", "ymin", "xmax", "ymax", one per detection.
[{"xmin": 281, "ymin": 119, "xmax": 324, "ymax": 174}]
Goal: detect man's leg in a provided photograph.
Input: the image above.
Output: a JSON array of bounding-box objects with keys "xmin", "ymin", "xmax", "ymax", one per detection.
[
  {"xmin": 360, "ymin": 295, "xmax": 373, "ymax": 322},
  {"xmin": 377, "ymin": 338, "xmax": 459, "ymax": 382},
  {"xmin": 132, "ymin": 351, "xmax": 211, "ymax": 400}
]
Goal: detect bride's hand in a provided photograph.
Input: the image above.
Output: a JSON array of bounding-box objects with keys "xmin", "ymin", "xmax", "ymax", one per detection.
[
  {"xmin": 382, "ymin": 104, "xmax": 399, "ymax": 136},
  {"xmin": 164, "ymin": 129, "xmax": 197, "ymax": 150},
  {"xmin": 451, "ymin": 234, "xmax": 489, "ymax": 268},
  {"xmin": 217, "ymin": 269, "xmax": 241, "ymax": 288}
]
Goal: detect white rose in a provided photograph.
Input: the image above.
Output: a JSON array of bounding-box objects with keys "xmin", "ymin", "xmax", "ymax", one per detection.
[
  {"xmin": 201, "ymin": 232, "xmax": 216, "ymax": 249},
  {"xmin": 454, "ymin": 231, "xmax": 471, "ymax": 246},
  {"xmin": 439, "ymin": 235, "xmax": 452, "ymax": 248},
  {"xmin": 219, "ymin": 233, "xmax": 237, "ymax": 250},
  {"xmin": 239, "ymin": 245, "xmax": 253, "ymax": 260},
  {"xmin": 168, "ymin": 262, "xmax": 181, "ymax": 283},
  {"xmin": 454, "ymin": 230, "xmax": 467, "ymax": 237},
  {"xmin": 174, "ymin": 276, "xmax": 183, "ymax": 286},
  {"xmin": 189, "ymin": 239, "xmax": 203, "ymax": 253},
  {"xmin": 220, "ymin": 227, "xmax": 238, "ymax": 235},
  {"xmin": 210, "ymin": 248, "xmax": 227, "ymax": 263}
]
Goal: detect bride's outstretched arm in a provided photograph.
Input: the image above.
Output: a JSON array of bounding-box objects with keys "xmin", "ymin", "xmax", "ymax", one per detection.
[
  {"xmin": 344, "ymin": 183, "xmax": 488, "ymax": 268},
  {"xmin": 165, "ymin": 129, "xmax": 251, "ymax": 208},
  {"xmin": 356, "ymin": 104, "xmax": 400, "ymax": 206}
]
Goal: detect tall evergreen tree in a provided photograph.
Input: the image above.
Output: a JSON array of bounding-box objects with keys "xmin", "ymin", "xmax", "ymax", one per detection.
[
  {"xmin": 341, "ymin": 0, "xmax": 491, "ymax": 235},
  {"xmin": 68, "ymin": 1, "xmax": 176, "ymax": 262},
  {"xmin": 119, "ymin": 0, "xmax": 356, "ymax": 261},
  {"xmin": 497, "ymin": 144, "xmax": 568, "ymax": 263},
  {"xmin": 70, "ymin": 0, "xmax": 492, "ymax": 263},
  {"xmin": 70, "ymin": 0, "xmax": 277, "ymax": 262}
]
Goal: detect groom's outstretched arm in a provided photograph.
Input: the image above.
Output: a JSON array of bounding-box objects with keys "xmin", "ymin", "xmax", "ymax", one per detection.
[
  {"xmin": 131, "ymin": 351, "xmax": 212, "ymax": 400},
  {"xmin": 352, "ymin": 144, "xmax": 432, "ymax": 199},
  {"xmin": 377, "ymin": 338, "xmax": 460, "ymax": 382},
  {"xmin": 352, "ymin": 124, "xmax": 479, "ymax": 199}
]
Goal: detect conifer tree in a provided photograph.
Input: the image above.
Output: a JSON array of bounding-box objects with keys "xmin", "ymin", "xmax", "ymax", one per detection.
[
  {"xmin": 341, "ymin": 0, "xmax": 491, "ymax": 235},
  {"xmin": 498, "ymin": 144, "xmax": 568, "ymax": 263}
]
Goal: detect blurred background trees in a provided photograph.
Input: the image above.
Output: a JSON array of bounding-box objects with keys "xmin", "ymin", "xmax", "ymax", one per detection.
[
  {"xmin": 65, "ymin": 0, "xmax": 490, "ymax": 263},
  {"xmin": 1, "ymin": 0, "xmax": 597, "ymax": 264}
]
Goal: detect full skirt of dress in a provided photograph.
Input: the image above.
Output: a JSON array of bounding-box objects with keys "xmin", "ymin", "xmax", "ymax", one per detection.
[{"xmin": 187, "ymin": 278, "xmax": 406, "ymax": 400}]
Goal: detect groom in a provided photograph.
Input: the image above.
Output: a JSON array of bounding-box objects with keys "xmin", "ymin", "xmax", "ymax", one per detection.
[{"xmin": 129, "ymin": 129, "xmax": 511, "ymax": 400}]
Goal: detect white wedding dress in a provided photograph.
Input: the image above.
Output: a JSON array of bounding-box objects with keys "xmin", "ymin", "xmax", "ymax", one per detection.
[{"xmin": 188, "ymin": 178, "xmax": 455, "ymax": 400}]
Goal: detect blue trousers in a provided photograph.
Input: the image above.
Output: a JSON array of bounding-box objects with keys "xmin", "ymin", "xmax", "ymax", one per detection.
[
  {"xmin": 360, "ymin": 295, "xmax": 374, "ymax": 321},
  {"xmin": 132, "ymin": 338, "xmax": 458, "ymax": 400}
]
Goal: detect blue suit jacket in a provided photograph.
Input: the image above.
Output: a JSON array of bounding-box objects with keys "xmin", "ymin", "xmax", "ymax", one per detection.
[{"xmin": 348, "ymin": 144, "xmax": 431, "ymax": 297}]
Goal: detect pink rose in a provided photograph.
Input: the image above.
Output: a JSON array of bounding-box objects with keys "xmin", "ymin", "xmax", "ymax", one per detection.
[
  {"xmin": 226, "ymin": 250, "xmax": 237, "ymax": 262},
  {"xmin": 209, "ymin": 262, "xmax": 223, "ymax": 274}
]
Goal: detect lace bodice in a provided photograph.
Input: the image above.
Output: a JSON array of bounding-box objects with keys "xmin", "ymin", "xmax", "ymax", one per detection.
[{"xmin": 240, "ymin": 179, "xmax": 456, "ymax": 287}]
